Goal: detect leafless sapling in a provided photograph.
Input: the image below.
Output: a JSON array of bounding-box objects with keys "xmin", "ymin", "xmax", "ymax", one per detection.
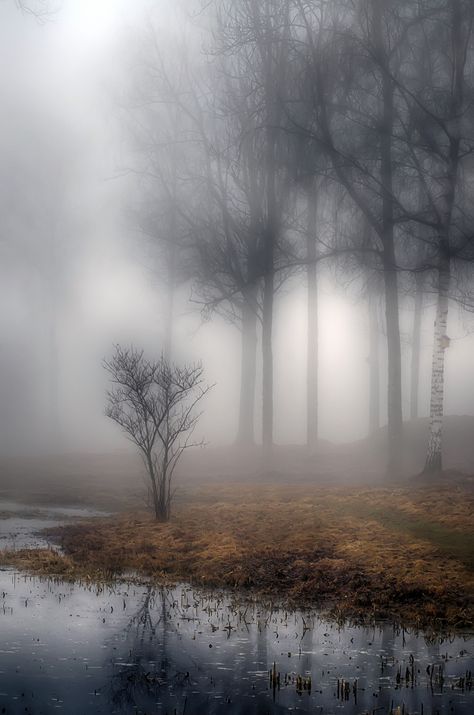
[{"xmin": 104, "ymin": 345, "xmax": 211, "ymax": 521}]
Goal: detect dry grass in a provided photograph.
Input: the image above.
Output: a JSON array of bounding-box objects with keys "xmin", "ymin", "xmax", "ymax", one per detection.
[
  {"xmin": 2, "ymin": 482, "xmax": 473, "ymax": 630},
  {"xmin": 0, "ymin": 549, "xmax": 80, "ymax": 577}
]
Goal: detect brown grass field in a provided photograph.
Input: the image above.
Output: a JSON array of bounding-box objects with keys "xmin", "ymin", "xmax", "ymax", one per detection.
[{"xmin": 2, "ymin": 480, "xmax": 473, "ymax": 632}]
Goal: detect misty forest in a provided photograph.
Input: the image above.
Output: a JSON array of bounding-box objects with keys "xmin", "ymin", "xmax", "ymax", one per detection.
[{"xmin": 0, "ymin": 1, "xmax": 473, "ymax": 714}]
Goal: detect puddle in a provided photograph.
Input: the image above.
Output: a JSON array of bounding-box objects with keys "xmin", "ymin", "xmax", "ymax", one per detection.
[
  {"xmin": 0, "ymin": 499, "xmax": 472, "ymax": 713},
  {"xmin": 0, "ymin": 501, "xmax": 107, "ymax": 550},
  {"xmin": 0, "ymin": 573, "xmax": 471, "ymax": 714},
  {"xmin": 0, "ymin": 501, "xmax": 106, "ymax": 519}
]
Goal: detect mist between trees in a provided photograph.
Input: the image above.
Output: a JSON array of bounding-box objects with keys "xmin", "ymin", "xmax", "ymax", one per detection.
[
  {"xmin": 117, "ymin": 0, "xmax": 474, "ymax": 478},
  {"xmin": 2, "ymin": 0, "xmax": 474, "ymax": 479}
]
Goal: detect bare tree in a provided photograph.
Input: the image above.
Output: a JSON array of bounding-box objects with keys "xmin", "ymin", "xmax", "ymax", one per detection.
[
  {"xmin": 216, "ymin": 0, "xmax": 293, "ymax": 454},
  {"xmin": 289, "ymin": 0, "xmax": 474, "ymax": 475},
  {"xmin": 104, "ymin": 346, "xmax": 211, "ymax": 522},
  {"xmin": 289, "ymin": 0, "xmax": 410, "ymax": 476},
  {"xmin": 124, "ymin": 21, "xmax": 264, "ymax": 446},
  {"xmin": 398, "ymin": 0, "xmax": 474, "ymax": 472},
  {"xmin": 15, "ymin": 0, "xmax": 56, "ymax": 21},
  {"xmin": 124, "ymin": 8, "xmax": 299, "ymax": 451},
  {"xmin": 119, "ymin": 26, "xmax": 196, "ymax": 363}
]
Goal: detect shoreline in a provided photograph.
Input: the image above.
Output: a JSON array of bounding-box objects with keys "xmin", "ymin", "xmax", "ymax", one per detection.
[
  {"xmin": 0, "ymin": 481, "xmax": 472, "ymax": 634},
  {"xmin": 0, "ymin": 546, "xmax": 472, "ymax": 637}
]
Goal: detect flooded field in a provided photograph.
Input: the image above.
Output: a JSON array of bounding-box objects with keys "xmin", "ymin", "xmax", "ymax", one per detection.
[
  {"xmin": 0, "ymin": 502, "xmax": 107, "ymax": 550},
  {"xmin": 0, "ymin": 572, "xmax": 471, "ymax": 715}
]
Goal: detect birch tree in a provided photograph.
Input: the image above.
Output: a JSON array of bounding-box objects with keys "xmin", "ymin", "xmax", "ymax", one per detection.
[
  {"xmin": 399, "ymin": 0, "xmax": 474, "ymax": 472},
  {"xmin": 423, "ymin": 0, "xmax": 473, "ymax": 473}
]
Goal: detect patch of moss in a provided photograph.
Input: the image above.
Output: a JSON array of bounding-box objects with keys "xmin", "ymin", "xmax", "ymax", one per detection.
[{"xmin": 336, "ymin": 502, "xmax": 474, "ymax": 570}]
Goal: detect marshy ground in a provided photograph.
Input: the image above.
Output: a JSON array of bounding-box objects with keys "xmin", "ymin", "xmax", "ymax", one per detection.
[
  {"xmin": 0, "ymin": 445, "xmax": 472, "ymax": 713},
  {"xmin": 1, "ymin": 479, "xmax": 472, "ymax": 631}
]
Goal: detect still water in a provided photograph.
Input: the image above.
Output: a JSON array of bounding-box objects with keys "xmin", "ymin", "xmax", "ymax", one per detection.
[
  {"xmin": 0, "ymin": 572, "xmax": 471, "ymax": 714},
  {"xmin": 0, "ymin": 502, "xmax": 107, "ymax": 551}
]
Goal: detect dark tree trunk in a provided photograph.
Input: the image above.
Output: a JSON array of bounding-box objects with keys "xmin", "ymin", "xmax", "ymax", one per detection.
[
  {"xmin": 148, "ymin": 461, "xmax": 160, "ymax": 521},
  {"xmin": 163, "ymin": 251, "xmax": 175, "ymax": 363},
  {"xmin": 154, "ymin": 476, "xmax": 171, "ymax": 522},
  {"xmin": 250, "ymin": 0, "xmax": 287, "ymax": 456},
  {"xmin": 306, "ymin": 189, "xmax": 318, "ymax": 451},
  {"xmin": 373, "ymin": 0, "xmax": 403, "ymax": 477},
  {"xmin": 261, "ymin": 129, "xmax": 277, "ymax": 455},
  {"xmin": 47, "ymin": 219, "xmax": 60, "ymax": 446},
  {"xmin": 48, "ymin": 300, "xmax": 60, "ymax": 439},
  {"xmin": 383, "ymin": 242, "xmax": 403, "ymax": 477},
  {"xmin": 410, "ymin": 273, "xmax": 424, "ymax": 421},
  {"xmin": 146, "ymin": 453, "xmax": 170, "ymax": 522},
  {"xmin": 368, "ymin": 293, "xmax": 380, "ymax": 435},
  {"xmin": 163, "ymin": 187, "xmax": 177, "ymax": 362},
  {"xmin": 261, "ymin": 269, "xmax": 274, "ymax": 453},
  {"xmin": 236, "ymin": 286, "xmax": 258, "ymax": 446}
]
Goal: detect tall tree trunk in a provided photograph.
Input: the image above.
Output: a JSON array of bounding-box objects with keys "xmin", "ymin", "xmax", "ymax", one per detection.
[
  {"xmin": 306, "ymin": 189, "xmax": 318, "ymax": 450},
  {"xmin": 146, "ymin": 454, "xmax": 162, "ymax": 522},
  {"xmin": 373, "ymin": 0, "xmax": 403, "ymax": 477},
  {"xmin": 383, "ymin": 245, "xmax": 403, "ymax": 477},
  {"xmin": 368, "ymin": 293, "xmax": 380, "ymax": 435},
  {"xmin": 261, "ymin": 269, "xmax": 274, "ymax": 453},
  {"xmin": 261, "ymin": 129, "xmax": 277, "ymax": 455},
  {"xmin": 424, "ymin": 256, "xmax": 450, "ymax": 473},
  {"xmin": 47, "ymin": 218, "xmax": 60, "ymax": 446},
  {"xmin": 423, "ymin": 0, "xmax": 464, "ymax": 474},
  {"xmin": 48, "ymin": 303, "xmax": 59, "ymax": 439},
  {"xmin": 236, "ymin": 286, "xmax": 258, "ymax": 446},
  {"xmin": 252, "ymin": 0, "xmax": 286, "ymax": 455},
  {"xmin": 410, "ymin": 273, "xmax": 424, "ymax": 421},
  {"xmin": 164, "ymin": 137, "xmax": 179, "ymax": 363},
  {"xmin": 163, "ymin": 244, "xmax": 175, "ymax": 363}
]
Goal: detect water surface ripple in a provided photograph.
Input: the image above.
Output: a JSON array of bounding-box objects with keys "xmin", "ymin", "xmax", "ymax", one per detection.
[{"xmin": 0, "ymin": 573, "xmax": 472, "ymax": 714}]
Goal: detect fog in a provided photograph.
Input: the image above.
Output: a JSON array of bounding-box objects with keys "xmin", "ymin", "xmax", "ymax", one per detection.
[
  {"xmin": 1, "ymin": 8, "xmax": 474, "ymax": 714},
  {"xmin": 1, "ymin": 0, "xmax": 474, "ymax": 469}
]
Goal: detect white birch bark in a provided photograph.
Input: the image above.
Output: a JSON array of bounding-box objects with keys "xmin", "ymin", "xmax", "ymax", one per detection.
[
  {"xmin": 422, "ymin": 0, "xmax": 468, "ymax": 473},
  {"xmin": 424, "ymin": 258, "xmax": 450, "ymax": 472}
]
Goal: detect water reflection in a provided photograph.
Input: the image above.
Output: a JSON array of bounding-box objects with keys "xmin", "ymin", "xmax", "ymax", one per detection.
[
  {"xmin": 0, "ymin": 503, "xmax": 108, "ymax": 550},
  {"xmin": 0, "ymin": 572, "xmax": 471, "ymax": 714}
]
